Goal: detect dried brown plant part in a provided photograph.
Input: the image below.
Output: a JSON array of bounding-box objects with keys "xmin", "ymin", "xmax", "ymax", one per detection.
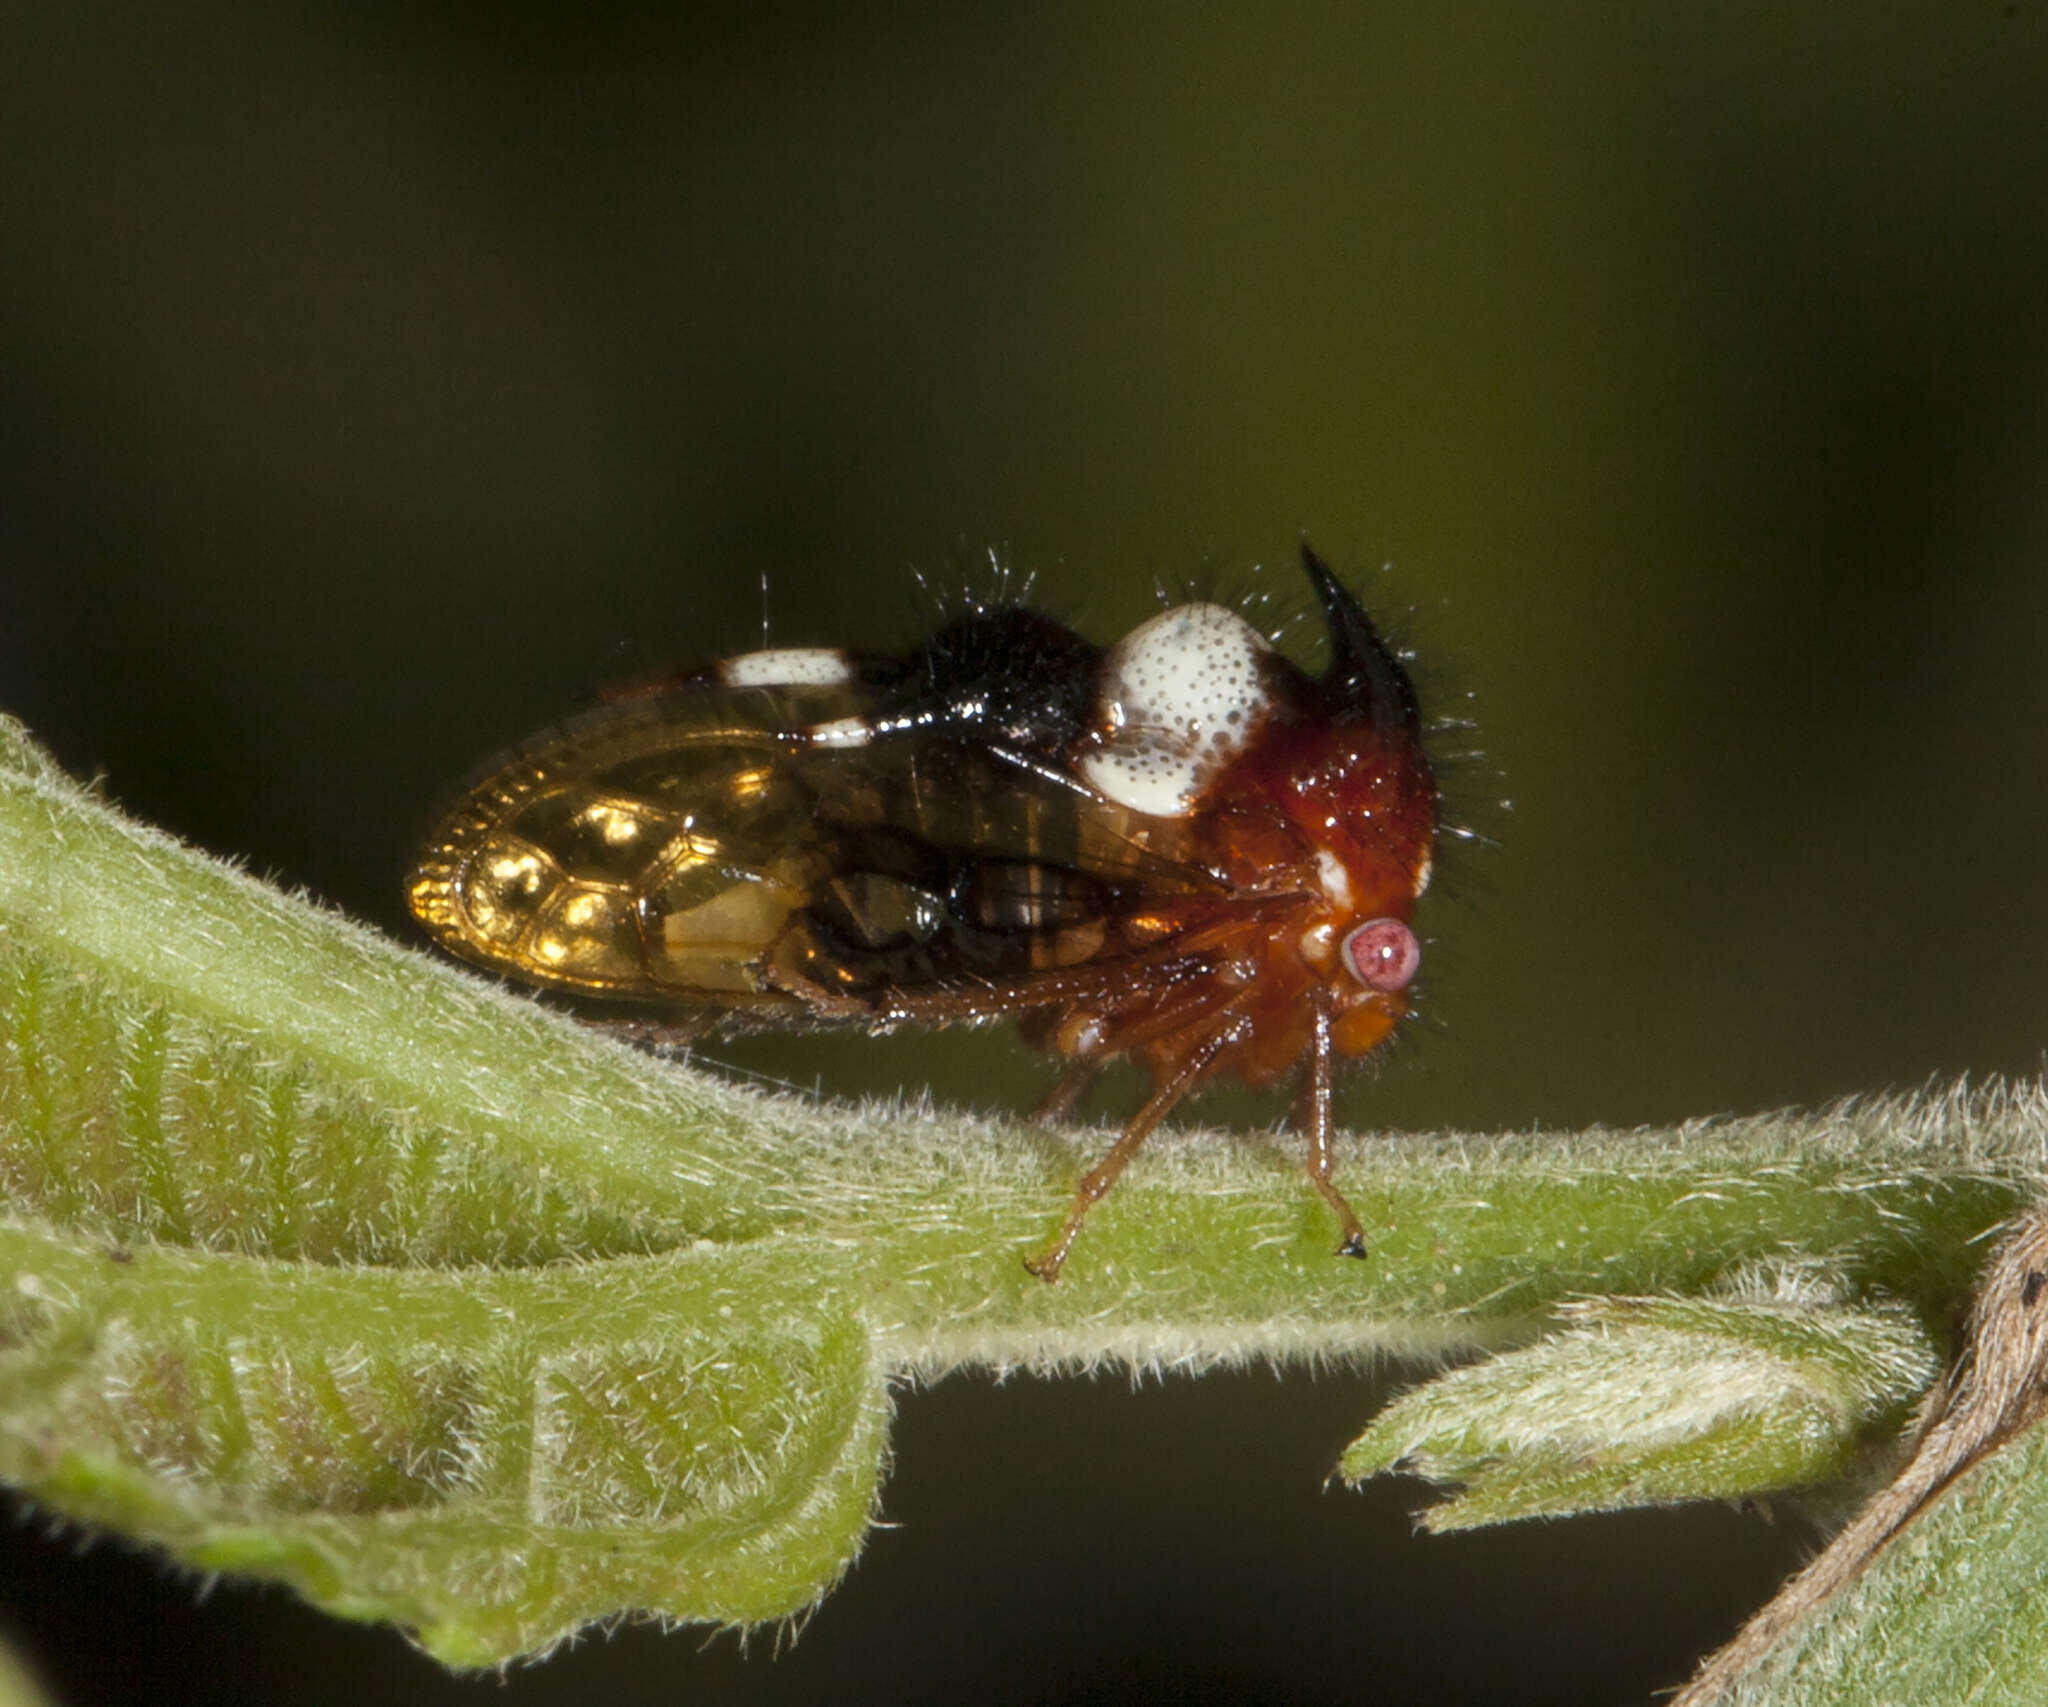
[{"xmin": 1674, "ymin": 1201, "xmax": 2048, "ymax": 1706}]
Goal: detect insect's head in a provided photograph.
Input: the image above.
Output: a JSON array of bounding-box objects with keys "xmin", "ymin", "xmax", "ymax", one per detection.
[{"xmin": 1073, "ymin": 546, "xmax": 1437, "ymax": 1055}]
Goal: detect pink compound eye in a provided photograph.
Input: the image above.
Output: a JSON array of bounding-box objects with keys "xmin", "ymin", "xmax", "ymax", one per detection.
[{"xmin": 1341, "ymin": 918, "xmax": 1420, "ymax": 993}]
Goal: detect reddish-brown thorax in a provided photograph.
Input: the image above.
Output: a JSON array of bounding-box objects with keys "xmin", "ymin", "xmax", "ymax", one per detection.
[{"xmin": 1057, "ymin": 701, "xmax": 1437, "ymax": 1097}]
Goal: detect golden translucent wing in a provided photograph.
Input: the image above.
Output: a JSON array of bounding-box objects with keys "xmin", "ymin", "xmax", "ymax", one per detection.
[{"xmin": 407, "ymin": 677, "xmax": 1216, "ymax": 1023}]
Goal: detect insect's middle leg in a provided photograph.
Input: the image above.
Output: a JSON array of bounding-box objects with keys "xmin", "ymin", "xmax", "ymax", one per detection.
[
  {"xmin": 1023, "ymin": 1008, "xmax": 1246, "ymax": 1284},
  {"xmin": 1297, "ymin": 1002, "xmax": 1368, "ymax": 1258},
  {"xmin": 1031, "ymin": 1061, "xmax": 1101, "ymax": 1127}
]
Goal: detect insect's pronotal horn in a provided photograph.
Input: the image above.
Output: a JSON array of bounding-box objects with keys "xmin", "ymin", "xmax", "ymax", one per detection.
[{"xmin": 1299, "ymin": 540, "xmax": 1419, "ymax": 732}]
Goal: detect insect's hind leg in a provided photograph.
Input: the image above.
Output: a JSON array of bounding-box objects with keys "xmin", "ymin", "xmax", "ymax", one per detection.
[{"xmin": 1297, "ymin": 1003, "xmax": 1368, "ymax": 1258}]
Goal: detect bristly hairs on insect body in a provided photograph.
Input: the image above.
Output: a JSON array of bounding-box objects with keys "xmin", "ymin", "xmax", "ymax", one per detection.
[{"xmin": 908, "ymin": 542, "xmax": 1041, "ymax": 628}]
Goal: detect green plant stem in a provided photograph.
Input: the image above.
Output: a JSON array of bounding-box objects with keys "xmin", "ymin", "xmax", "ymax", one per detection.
[{"xmin": 0, "ymin": 715, "xmax": 2042, "ymax": 1685}]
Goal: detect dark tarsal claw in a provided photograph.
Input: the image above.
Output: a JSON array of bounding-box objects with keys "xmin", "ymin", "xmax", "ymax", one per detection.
[
  {"xmin": 1336, "ymin": 1230, "xmax": 1370, "ymax": 1260},
  {"xmin": 1022, "ymin": 1248, "xmax": 1064, "ymax": 1284}
]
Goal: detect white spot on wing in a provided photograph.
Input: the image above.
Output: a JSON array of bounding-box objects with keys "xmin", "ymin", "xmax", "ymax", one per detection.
[
  {"xmin": 1078, "ymin": 603, "xmax": 1273, "ymax": 818},
  {"xmin": 718, "ymin": 647, "xmax": 855, "ymax": 688},
  {"xmin": 806, "ymin": 716, "xmax": 873, "ymax": 749}
]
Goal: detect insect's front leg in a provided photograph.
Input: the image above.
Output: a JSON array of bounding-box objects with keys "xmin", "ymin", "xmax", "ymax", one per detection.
[{"xmin": 1297, "ymin": 1000, "xmax": 1368, "ymax": 1259}]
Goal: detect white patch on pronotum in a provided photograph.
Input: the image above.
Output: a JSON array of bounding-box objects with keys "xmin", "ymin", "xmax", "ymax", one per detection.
[
  {"xmin": 1079, "ymin": 603, "xmax": 1274, "ymax": 818},
  {"xmin": 1315, "ymin": 849, "xmax": 1353, "ymax": 910},
  {"xmin": 805, "ymin": 716, "xmax": 874, "ymax": 749},
  {"xmin": 718, "ymin": 647, "xmax": 856, "ymax": 688}
]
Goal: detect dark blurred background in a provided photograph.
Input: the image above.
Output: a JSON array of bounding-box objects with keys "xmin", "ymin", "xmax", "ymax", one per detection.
[{"xmin": 3, "ymin": 6, "xmax": 2047, "ymax": 1703}]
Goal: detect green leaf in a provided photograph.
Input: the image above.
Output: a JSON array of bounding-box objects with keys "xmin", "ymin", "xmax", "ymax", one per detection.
[{"xmin": 1341, "ymin": 1271, "xmax": 1940, "ymax": 1528}]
